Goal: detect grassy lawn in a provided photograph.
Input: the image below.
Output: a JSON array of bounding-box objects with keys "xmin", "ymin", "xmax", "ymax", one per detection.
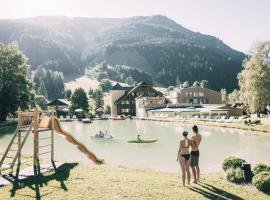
[{"xmin": 0, "ymin": 164, "xmax": 269, "ymax": 200}]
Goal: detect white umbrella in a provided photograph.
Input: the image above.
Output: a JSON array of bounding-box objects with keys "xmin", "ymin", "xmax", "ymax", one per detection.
[{"xmin": 74, "ymin": 108, "xmax": 83, "ymax": 112}]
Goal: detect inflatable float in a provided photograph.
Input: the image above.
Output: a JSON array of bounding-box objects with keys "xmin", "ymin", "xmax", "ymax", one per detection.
[
  {"xmin": 128, "ymin": 139, "xmax": 158, "ymax": 143},
  {"xmin": 91, "ymin": 134, "xmax": 113, "ymax": 139}
]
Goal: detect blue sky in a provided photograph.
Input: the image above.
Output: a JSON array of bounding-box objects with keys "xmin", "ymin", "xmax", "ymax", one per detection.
[{"xmin": 0, "ymin": 0, "xmax": 269, "ymax": 52}]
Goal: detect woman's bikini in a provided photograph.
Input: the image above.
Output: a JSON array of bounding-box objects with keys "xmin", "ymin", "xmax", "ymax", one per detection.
[{"xmin": 180, "ymin": 138, "xmax": 190, "ymax": 161}]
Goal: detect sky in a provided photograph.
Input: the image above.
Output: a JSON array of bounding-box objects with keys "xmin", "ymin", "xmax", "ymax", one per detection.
[{"xmin": 0, "ymin": 0, "xmax": 269, "ymax": 52}]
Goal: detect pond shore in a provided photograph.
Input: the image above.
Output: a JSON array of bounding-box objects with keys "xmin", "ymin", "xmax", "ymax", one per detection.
[
  {"xmin": 0, "ymin": 163, "xmax": 269, "ymax": 200},
  {"xmin": 136, "ymin": 117, "xmax": 270, "ymax": 133}
]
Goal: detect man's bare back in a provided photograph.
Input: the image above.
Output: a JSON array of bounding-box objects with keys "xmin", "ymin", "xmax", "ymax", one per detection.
[{"xmin": 191, "ymin": 133, "xmax": 202, "ymax": 151}]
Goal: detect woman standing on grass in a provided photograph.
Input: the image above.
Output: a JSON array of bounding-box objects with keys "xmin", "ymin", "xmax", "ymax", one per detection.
[{"xmin": 177, "ymin": 131, "xmax": 192, "ymax": 187}]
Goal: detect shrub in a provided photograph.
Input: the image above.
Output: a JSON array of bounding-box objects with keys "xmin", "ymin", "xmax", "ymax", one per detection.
[
  {"xmin": 252, "ymin": 171, "xmax": 270, "ymax": 193},
  {"xmin": 226, "ymin": 167, "xmax": 244, "ymax": 184},
  {"xmin": 222, "ymin": 156, "xmax": 246, "ymax": 171},
  {"xmin": 253, "ymin": 163, "xmax": 270, "ymax": 176},
  {"xmin": 253, "ymin": 120, "xmax": 261, "ymax": 124}
]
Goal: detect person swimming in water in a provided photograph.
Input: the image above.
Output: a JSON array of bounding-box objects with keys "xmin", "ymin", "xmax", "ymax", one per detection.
[
  {"xmin": 177, "ymin": 131, "xmax": 192, "ymax": 186},
  {"xmin": 95, "ymin": 131, "xmax": 104, "ymax": 138}
]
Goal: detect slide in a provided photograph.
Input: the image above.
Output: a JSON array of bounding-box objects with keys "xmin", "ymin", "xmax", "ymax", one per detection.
[{"xmin": 51, "ymin": 118, "xmax": 102, "ymax": 164}]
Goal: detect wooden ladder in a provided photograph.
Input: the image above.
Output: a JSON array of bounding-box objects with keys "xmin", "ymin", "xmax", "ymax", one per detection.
[{"xmin": 0, "ymin": 124, "xmax": 32, "ymax": 174}]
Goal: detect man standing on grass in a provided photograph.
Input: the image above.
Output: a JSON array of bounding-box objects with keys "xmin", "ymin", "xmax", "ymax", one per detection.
[{"xmin": 190, "ymin": 125, "xmax": 202, "ymax": 183}]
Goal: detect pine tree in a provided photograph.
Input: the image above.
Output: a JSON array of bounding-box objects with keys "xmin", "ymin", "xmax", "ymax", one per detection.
[
  {"xmin": 38, "ymin": 81, "xmax": 47, "ymax": 97},
  {"xmin": 93, "ymin": 89, "xmax": 104, "ymax": 111}
]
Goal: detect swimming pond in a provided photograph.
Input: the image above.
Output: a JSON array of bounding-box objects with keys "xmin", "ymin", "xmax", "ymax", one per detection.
[{"xmin": 1, "ymin": 120, "xmax": 270, "ymax": 173}]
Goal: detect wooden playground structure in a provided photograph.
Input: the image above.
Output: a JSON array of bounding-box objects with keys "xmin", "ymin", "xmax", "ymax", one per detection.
[{"xmin": 0, "ymin": 107, "xmax": 101, "ymax": 176}]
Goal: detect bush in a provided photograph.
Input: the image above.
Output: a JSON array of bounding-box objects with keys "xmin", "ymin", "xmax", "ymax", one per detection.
[
  {"xmin": 225, "ymin": 167, "xmax": 244, "ymax": 184},
  {"xmin": 253, "ymin": 163, "xmax": 270, "ymax": 176},
  {"xmin": 222, "ymin": 156, "xmax": 246, "ymax": 171},
  {"xmin": 252, "ymin": 171, "xmax": 270, "ymax": 193}
]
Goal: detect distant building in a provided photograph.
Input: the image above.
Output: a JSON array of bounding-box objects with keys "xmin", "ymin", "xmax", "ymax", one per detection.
[
  {"xmin": 136, "ymin": 94, "xmax": 168, "ymax": 118},
  {"xmin": 169, "ymin": 87, "xmax": 222, "ymax": 104},
  {"xmin": 46, "ymin": 99, "xmax": 71, "ymax": 108},
  {"xmin": 46, "ymin": 98, "xmax": 71, "ymax": 117},
  {"xmin": 110, "ymin": 82, "xmax": 169, "ymax": 116},
  {"xmin": 147, "ymin": 103, "xmax": 243, "ymax": 119}
]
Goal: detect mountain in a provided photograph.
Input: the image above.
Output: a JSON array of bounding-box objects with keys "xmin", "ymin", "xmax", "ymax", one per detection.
[{"xmin": 0, "ymin": 15, "xmax": 245, "ymax": 91}]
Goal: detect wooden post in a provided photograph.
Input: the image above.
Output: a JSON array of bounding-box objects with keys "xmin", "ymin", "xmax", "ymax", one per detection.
[
  {"xmin": 17, "ymin": 108, "xmax": 22, "ymax": 164},
  {"xmin": 33, "ymin": 107, "xmax": 39, "ymax": 172},
  {"xmin": 51, "ymin": 108, "xmax": 55, "ymax": 162}
]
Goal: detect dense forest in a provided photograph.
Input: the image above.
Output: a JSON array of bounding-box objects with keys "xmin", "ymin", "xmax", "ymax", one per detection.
[
  {"xmin": 32, "ymin": 66, "xmax": 65, "ymax": 100},
  {"xmin": 0, "ymin": 15, "xmax": 245, "ymax": 91}
]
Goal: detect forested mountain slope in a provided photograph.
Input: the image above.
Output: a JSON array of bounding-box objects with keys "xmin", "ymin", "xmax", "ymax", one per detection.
[{"xmin": 0, "ymin": 15, "xmax": 245, "ymax": 91}]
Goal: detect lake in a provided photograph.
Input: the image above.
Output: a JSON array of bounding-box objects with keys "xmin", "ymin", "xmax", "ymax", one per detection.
[{"xmin": 1, "ymin": 120, "xmax": 270, "ymax": 173}]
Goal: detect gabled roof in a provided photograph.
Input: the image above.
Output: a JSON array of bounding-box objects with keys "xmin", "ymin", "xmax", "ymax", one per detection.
[
  {"xmin": 46, "ymin": 99, "xmax": 71, "ymax": 106},
  {"xmin": 114, "ymin": 92, "xmax": 128, "ymax": 104},
  {"xmin": 110, "ymin": 82, "xmax": 132, "ymax": 91},
  {"xmin": 126, "ymin": 81, "xmax": 164, "ymax": 97},
  {"xmin": 114, "ymin": 82, "xmax": 169, "ymax": 104}
]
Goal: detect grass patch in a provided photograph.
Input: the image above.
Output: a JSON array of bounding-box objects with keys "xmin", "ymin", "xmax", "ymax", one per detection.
[{"xmin": 0, "ymin": 164, "xmax": 269, "ymax": 200}]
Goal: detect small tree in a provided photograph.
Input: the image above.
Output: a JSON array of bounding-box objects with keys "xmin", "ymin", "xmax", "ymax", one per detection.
[
  {"xmin": 220, "ymin": 88, "xmax": 228, "ymax": 104},
  {"xmin": 192, "ymin": 81, "xmax": 200, "ymax": 87},
  {"xmin": 200, "ymin": 80, "xmax": 209, "ymax": 88},
  {"xmin": 96, "ymin": 71, "xmax": 108, "ymax": 81},
  {"xmin": 181, "ymin": 81, "xmax": 189, "ymax": 88},
  {"xmin": 99, "ymin": 79, "xmax": 112, "ymax": 92},
  {"xmin": 71, "ymin": 88, "xmax": 89, "ymax": 112},
  {"xmin": 104, "ymin": 105, "xmax": 111, "ymax": 114},
  {"xmin": 167, "ymin": 86, "xmax": 174, "ymax": 91},
  {"xmin": 88, "ymin": 88, "xmax": 94, "ymax": 97},
  {"xmin": 228, "ymin": 89, "xmax": 241, "ymax": 104},
  {"xmin": 125, "ymin": 75, "xmax": 135, "ymax": 86},
  {"xmin": 35, "ymin": 95, "xmax": 48, "ymax": 110},
  {"xmin": 65, "ymin": 89, "xmax": 72, "ymax": 100}
]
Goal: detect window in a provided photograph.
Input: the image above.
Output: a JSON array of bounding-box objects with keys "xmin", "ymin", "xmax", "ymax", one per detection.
[
  {"xmin": 121, "ymin": 109, "xmax": 129, "ymax": 113},
  {"xmin": 199, "ymin": 92, "xmax": 204, "ymax": 97},
  {"xmin": 122, "ymin": 100, "xmax": 129, "ymax": 105},
  {"xmin": 185, "ymin": 92, "xmax": 189, "ymax": 97}
]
